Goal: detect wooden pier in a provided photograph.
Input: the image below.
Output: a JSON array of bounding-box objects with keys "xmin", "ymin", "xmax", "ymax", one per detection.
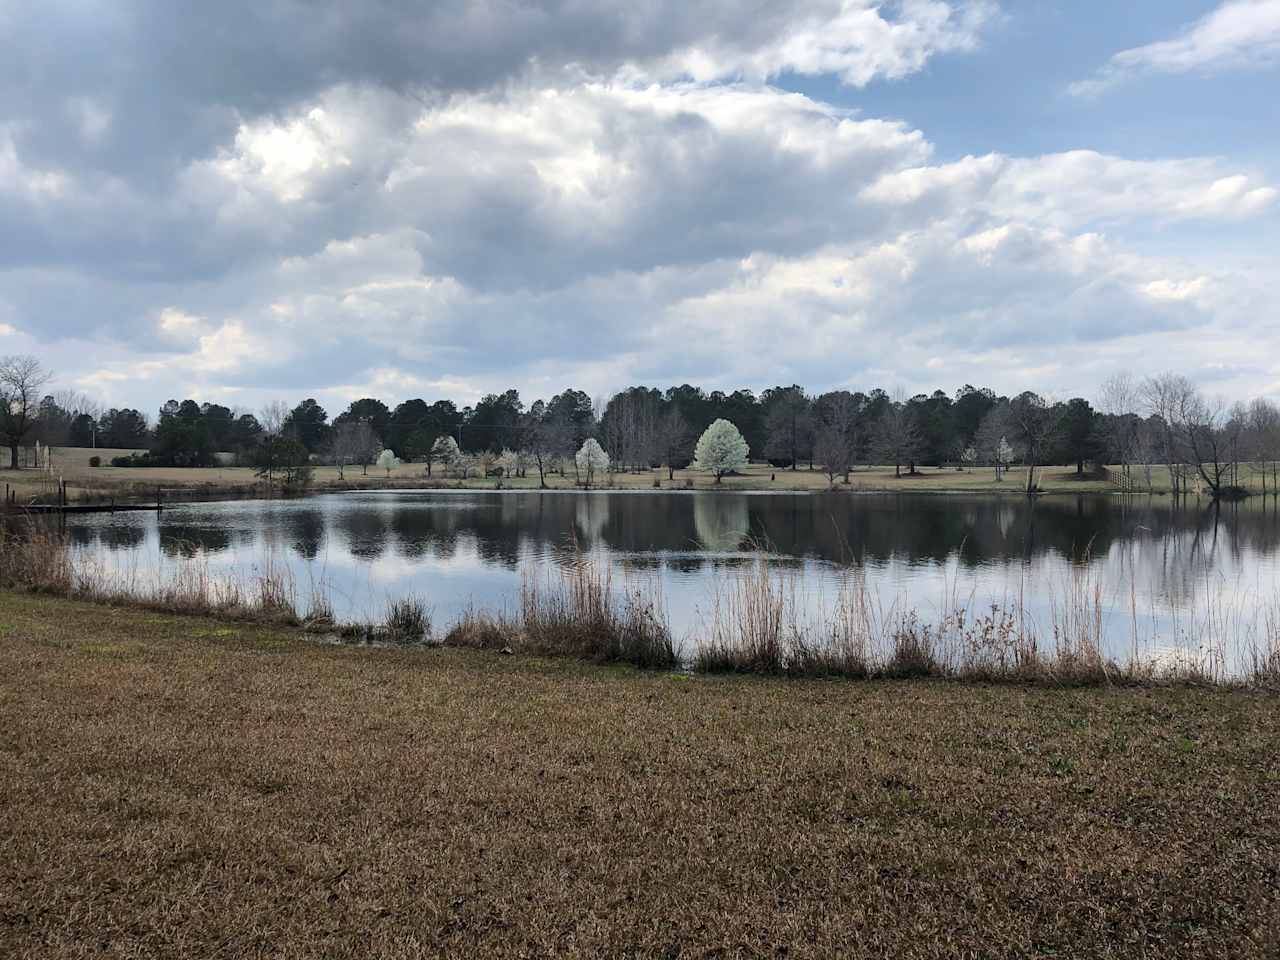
[
  {"xmin": 13, "ymin": 502, "xmax": 163, "ymax": 514},
  {"xmin": 3, "ymin": 481, "xmax": 164, "ymax": 516}
]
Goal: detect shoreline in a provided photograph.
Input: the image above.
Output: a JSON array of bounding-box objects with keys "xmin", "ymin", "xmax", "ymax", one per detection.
[
  {"xmin": 11, "ymin": 447, "xmax": 1258, "ymax": 504},
  {"xmin": 3, "ymin": 523, "xmax": 1277, "ymax": 689},
  {"xmin": 2, "ymin": 472, "xmax": 1225, "ymax": 509}
]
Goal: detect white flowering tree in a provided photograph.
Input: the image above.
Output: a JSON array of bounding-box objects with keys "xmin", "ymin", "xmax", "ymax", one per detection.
[
  {"xmin": 996, "ymin": 437, "xmax": 1015, "ymax": 481},
  {"xmin": 693, "ymin": 419, "xmax": 749, "ymax": 483},
  {"xmin": 430, "ymin": 435, "xmax": 462, "ymax": 476},
  {"xmin": 497, "ymin": 447, "xmax": 530, "ymax": 479},
  {"xmin": 375, "ymin": 448, "xmax": 401, "ymax": 477},
  {"xmin": 960, "ymin": 445, "xmax": 977, "ymax": 472},
  {"xmin": 575, "ymin": 438, "xmax": 610, "ymax": 488}
]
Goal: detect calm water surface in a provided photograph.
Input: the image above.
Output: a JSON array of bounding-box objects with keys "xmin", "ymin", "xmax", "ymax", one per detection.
[{"xmin": 59, "ymin": 490, "xmax": 1280, "ymax": 668}]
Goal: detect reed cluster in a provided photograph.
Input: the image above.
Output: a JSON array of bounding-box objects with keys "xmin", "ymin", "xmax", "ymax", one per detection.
[
  {"xmin": 443, "ymin": 561, "xmax": 675, "ymax": 669},
  {"xmin": 519, "ymin": 556, "xmax": 677, "ymax": 668},
  {"xmin": 0, "ymin": 526, "xmax": 302, "ymax": 624},
  {"xmin": 692, "ymin": 555, "xmax": 1280, "ymax": 687}
]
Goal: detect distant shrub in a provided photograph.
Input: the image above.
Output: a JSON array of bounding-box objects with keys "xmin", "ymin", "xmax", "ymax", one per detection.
[{"xmin": 88, "ymin": 456, "xmax": 101, "ymax": 468}]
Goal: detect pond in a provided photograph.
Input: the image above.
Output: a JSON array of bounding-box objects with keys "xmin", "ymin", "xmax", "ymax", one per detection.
[{"xmin": 57, "ymin": 490, "xmax": 1280, "ymax": 671}]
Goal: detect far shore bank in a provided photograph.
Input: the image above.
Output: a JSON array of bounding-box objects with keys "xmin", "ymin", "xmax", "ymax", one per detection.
[{"xmin": 2, "ymin": 445, "xmax": 1257, "ymax": 506}]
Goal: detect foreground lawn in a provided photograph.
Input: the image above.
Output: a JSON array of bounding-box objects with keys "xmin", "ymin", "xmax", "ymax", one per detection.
[{"xmin": 1, "ymin": 593, "xmax": 1277, "ymax": 958}]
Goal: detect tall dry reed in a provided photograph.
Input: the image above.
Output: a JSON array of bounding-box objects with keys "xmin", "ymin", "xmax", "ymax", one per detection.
[{"xmin": 520, "ymin": 555, "xmax": 676, "ymax": 669}]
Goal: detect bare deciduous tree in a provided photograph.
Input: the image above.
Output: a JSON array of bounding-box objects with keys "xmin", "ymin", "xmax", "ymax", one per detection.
[
  {"xmin": 873, "ymin": 392, "xmax": 923, "ymax": 478},
  {"xmin": 260, "ymin": 400, "xmax": 289, "ymax": 438},
  {"xmin": 1141, "ymin": 373, "xmax": 1197, "ymax": 497},
  {"xmin": 974, "ymin": 403, "xmax": 1012, "ymax": 481},
  {"xmin": 0, "ymin": 356, "xmax": 53, "ymax": 470},
  {"xmin": 1008, "ymin": 391, "xmax": 1061, "ymax": 494},
  {"xmin": 813, "ymin": 390, "xmax": 859, "ymax": 483},
  {"xmin": 330, "ymin": 420, "xmax": 379, "ymax": 479},
  {"xmin": 1177, "ymin": 391, "xmax": 1239, "ymax": 498},
  {"xmin": 656, "ymin": 405, "xmax": 691, "ymax": 481},
  {"xmin": 600, "ymin": 389, "xmax": 661, "ymax": 472},
  {"xmin": 1244, "ymin": 398, "xmax": 1280, "ymax": 496},
  {"xmin": 1097, "ymin": 372, "xmax": 1141, "ymax": 478},
  {"xmin": 764, "ymin": 389, "xmax": 813, "ymax": 470},
  {"xmin": 525, "ymin": 406, "xmax": 573, "ymax": 488}
]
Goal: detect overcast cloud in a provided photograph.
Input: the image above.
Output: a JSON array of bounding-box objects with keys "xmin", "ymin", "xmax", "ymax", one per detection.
[{"xmin": 2, "ymin": 0, "xmax": 1277, "ymax": 413}]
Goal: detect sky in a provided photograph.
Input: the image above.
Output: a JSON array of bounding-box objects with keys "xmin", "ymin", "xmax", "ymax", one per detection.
[{"xmin": 2, "ymin": 0, "xmax": 1279, "ymax": 417}]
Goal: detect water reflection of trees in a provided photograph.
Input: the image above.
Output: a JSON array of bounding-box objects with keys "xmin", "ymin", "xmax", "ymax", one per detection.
[
  {"xmin": 160, "ymin": 525, "xmax": 235, "ymax": 558},
  {"xmin": 1118, "ymin": 498, "xmax": 1280, "ymax": 605},
  {"xmin": 693, "ymin": 496, "xmax": 750, "ymax": 552},
  {"xmin": 59, "ymin": 493, "xmax": 1280, "ymax": 585},
  {"xmin": 98, "ymin": 524, "xmax": 147, "ymax": 550},
  {"xmin": 283, "ymin": 508, "xmax": 325, "ymax": 561}
]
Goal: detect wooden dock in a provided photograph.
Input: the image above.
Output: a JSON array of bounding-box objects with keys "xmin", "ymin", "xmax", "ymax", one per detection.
[
  {"xmin": 4, "ymin": 481, "xmax": 164, "ymax": 516},
  {"xmin": 14, "ymin": 502, "xmax": 163, "ymax": 515}
]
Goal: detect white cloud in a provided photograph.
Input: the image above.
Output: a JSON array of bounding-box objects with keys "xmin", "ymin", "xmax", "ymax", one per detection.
[
  {"xmin": 0, "ymin": 129, "xmax": 71, "ymax": 198},
  {"xmin": 1071, "ymin": 0, "xmax": 1280, "ymax": 96},
  {"xmin": 1142, "ymin": 277, "xmax": 1211, "ymax": 302},
  {"xmin": 628, "ymin": 0, "xmax": 997, "ymax": 87},
  {"xmin": 181, "ymin": 82, "xmax": 931, "ymax": 291},
  {"xmin": 214, "ymin": 107, "xmax": 356, "ymax": 204},
  {"xmin": 863, "ymin": 150, "xmax": 1277, "ymax": 227},
  {"xmin": 157, "ymin": 307, "xmax": 205, "ymax": 337}
]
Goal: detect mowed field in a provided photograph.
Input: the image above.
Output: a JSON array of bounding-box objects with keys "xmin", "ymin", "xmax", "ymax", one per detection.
[
  {"xmin": 0, "ymin": 446, "xmax": 1166, "ymax": 501},
  {"xmin": 1, "ymin": 591, "xmax": 1277, "ymax": 958}
]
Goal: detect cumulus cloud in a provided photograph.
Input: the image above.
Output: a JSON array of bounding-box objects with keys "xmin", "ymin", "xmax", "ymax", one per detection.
[
  {"xmin": 628, "ymin": 0, "xmax": 996, "ymax": 86},
  {"xmin": 1071, "ymin": 0, "xmax": 1280, "ymax": 96},
  {"xmin": 862, "ymin": 150, "xmax": 1277, "ymax": 226},
  {"xmin": 18, "ymin": 70, "xmax": 1279, "ymax": 409}
]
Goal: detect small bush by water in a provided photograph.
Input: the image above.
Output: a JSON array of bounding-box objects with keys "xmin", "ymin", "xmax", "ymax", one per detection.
[
  {"xmin": 444, "ymin": 607, "xmax": 519, "ymax": 650},
  {"xmin": 385, "ymin": 596, "xmax": 432, "ymax": 643}
]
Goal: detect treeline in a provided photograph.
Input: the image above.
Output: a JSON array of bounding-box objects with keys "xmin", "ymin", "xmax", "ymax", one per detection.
[{"xmin": 9, "ymin": 351, "xmax": 1280, "ymax": 498}]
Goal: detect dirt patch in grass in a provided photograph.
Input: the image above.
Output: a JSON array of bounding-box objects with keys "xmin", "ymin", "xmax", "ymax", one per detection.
[{"xmin": 1, "ymin": 591, "xmax": 1277, "ymax": 958}]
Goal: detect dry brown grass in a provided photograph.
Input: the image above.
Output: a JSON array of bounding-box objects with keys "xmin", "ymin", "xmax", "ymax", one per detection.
[{"xmin": 1, "ymin": 591, "xmax": 1278, "ymax": 958}]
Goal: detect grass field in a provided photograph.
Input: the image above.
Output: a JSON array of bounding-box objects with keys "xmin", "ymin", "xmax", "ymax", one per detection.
[
  {"xmin": 0, "ymin": 445, "xmax": 1207, "ymax": 502},
  {"xmin": 2, "ymin": 591, "xmax": 1277, "ymax": 957}
]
